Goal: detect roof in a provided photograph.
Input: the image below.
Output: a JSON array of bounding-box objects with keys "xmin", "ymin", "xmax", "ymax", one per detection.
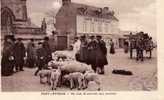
[
  {"xmin": 57, "ymin": 2, "xmax": 119, "ymax": 21},
  {"xmin": 14, "ymin": 20, "xmax": 40, "ymax": 28}
]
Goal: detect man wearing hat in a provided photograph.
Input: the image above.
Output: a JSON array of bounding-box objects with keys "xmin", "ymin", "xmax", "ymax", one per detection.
[
  {"xmin": 96, "ymin": 35, "xmax": 108, "ymax": 74},
  {"xmin": 14, "ymin": 38, "xmax": 26, "ymax": 71},
  {"xmin": 26, "ymin": 38, "xmax": 36, "ymax": 68},
  {"xmin": 78, "ymin": 35, "xmax": 88, "ymax": 63},
  {"xmin": 1, "ymin": 35, "xmax": 15, "ymax": 76},
  {"xmin": 87, "ymin": 35, "xmax": 97, "ymax": 72}
]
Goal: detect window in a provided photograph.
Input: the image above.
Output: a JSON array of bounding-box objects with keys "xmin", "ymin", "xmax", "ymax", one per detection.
[
  {"xmin": 83, "ymin": 21, "xmax": 87, "ymax": 32},
  {"xmin": 105, "ymin": 23, "xmax": 108, "ymax": 33},
  {"xmin": 98, "ymin": 22, "xmax": 102, "ymax": 32},
  {"xmin": 91, "ymin": 22, "xmax": 94, "ymax": 32}
]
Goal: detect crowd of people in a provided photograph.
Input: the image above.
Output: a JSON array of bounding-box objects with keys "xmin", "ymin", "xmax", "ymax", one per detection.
[
  {"xmin": 1, "ymin": 31, "xmax": 154, "ymax": 77},
  {"xmin": 1, "ymin": 34, "xmax": 114, "ymax": 76},
  {"xmin": 128, "ymin": 32, "xmax": 154, "ymax": 61},
  {"xmin": 1, "ymin": 35, "xmax": 52, "ymax": 76},
  {"xmin": 73, "ymin": 35, "xmax": 109, "ymax": 74}
]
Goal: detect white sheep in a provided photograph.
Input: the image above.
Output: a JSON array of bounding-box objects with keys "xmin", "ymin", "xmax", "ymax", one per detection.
[
  {"xmin": 83, "ymin": 70, "xmax": 101, "ymax": 91},
  {"xmin": 38, "ymin": 69, "xmax": 51, "ymax": 84},
  {"xmin": 60, "ymin": 61, "xmax": 92, "ymax": 73},
  {"xmin": 50, "ymin": 68, "xmax": 62, "ymax": 90},
  {"xmin": 63, "ymin": 72, "xmax": 84, "ymax": 90}
]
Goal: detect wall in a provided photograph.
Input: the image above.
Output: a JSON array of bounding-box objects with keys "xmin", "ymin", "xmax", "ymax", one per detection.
[
  {"xmin": 1, "ymin": 0, "xmax": 27, "ymax": 21},
  {"xmin": 76, "ymin": 15, "xmax": 118, "ymax": 35}
]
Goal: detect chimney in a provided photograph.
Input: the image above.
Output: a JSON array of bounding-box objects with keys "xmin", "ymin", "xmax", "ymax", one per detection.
[{"xmin": 62, "ymin": 0, "xmax": 71, "ymax": 6}]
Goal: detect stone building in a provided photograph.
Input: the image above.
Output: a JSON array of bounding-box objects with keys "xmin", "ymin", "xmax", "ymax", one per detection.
[
  {"xmin": 1, "ymin": 0, "xmax": 46, "ymax": 45},
  {"xmin": 55, "ymin": 0, "xmax": 121, "ymax": 50}
]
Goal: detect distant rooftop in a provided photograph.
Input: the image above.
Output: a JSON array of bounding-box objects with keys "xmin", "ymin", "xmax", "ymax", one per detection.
[{"xmin": 57, "ymin": 1, "xmax": 118, "ymax": 21}]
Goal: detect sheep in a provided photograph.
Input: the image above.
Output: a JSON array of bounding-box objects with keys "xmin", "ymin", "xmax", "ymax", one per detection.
[
  {"xmin": 63, "ymin": 72, "xmax": 84, "ymax": 90},
  {"xmin": 48, "ymin": 60, "xmax": 65, "ymax": 69},
  {"xmin": 50, "ymin": 68, "xmax": 62, "ymax": 90},
  {"xmin": 83, "ymin": 70, "xmax": 101, "ymax": 91},
  {"xmin": 48, "ymin": 60, "xmax": 92, "ymax": 87},
  {"xmin": 60, "ymin": 61, "xmax": 92, "ymax": 73},
  {"xmin": 38, "ymin": 69, "xmax": 51, "ymax": 84}
]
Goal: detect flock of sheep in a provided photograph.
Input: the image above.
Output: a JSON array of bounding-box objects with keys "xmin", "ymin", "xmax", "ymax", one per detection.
[{"xmin": 38, "ymin": 51, "xmax": 101, "ymax": 91}]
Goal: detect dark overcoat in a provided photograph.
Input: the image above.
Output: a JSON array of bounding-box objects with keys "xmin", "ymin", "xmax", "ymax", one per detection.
[
  {"xmin": 96, "ymin": 40, "xmax": 108, "ymax": 67},
  {"xmin": 1, "ymin": 41, "xmax": 15, "ymax": 76},
  {"xmin": 87, "ymin": 40, "xmax": 97, "ymax": 65},
  {"xmin": 14, "ymin": 42, "xmax": 26, "ymax": 65},
  {"xmin": 110, "ymin": 41, "xmax": 115, "ymax": 54},
  {"xmin": 42, "ymin": 41, "xmax": 52, "ymax": 64},
  {"xmin": 36, "ymin": 47, "xmax": 47, "ymax": 68},
  {"xmin": 79, "ymin": 40, "xmax": 88, "ymax": 63}
]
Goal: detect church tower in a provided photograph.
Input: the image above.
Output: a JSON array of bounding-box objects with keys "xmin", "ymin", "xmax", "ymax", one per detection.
[{"xmin": 21, "ymin": 0, "xmax": 28, "ymax": 20}]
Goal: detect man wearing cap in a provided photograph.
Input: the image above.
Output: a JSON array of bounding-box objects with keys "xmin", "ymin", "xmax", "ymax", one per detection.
[
  {"xmin": 34, "ymin": 42, "xmax": 47, "ymax": 76},
  {"xmin": 42, "ymin": 36, "xmax": 52, "ymax": 67},
  {"xmin": 14, "ymin": 38, "xmax": 26, "ymax": 71}
]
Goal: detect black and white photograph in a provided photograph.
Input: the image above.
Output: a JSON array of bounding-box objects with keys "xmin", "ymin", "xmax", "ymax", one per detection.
[{"xmin": 1, "ymin": 0, "xmax": 157, "ymax": 92}]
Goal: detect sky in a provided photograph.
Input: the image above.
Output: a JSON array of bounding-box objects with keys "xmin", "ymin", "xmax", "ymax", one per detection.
[{"xmin": 27, "ymin": 0, "xmax": 156, "ymax": 40}]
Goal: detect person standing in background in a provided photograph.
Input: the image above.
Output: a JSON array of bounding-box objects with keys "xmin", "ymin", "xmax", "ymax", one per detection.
[
  {"xmin": 14, "ymin": 38, "xmax": 26, "ymax": 71},
  {"xmin": 1, "ymin": 35, "xmax": 15, "ymax": 76},
  {"xmin": 79, "ymin": 35, "xmax": 88, "ymax": 63},
  {"xmin": 109, "ymin": 39, "xmax": 115, "ymax": 54},
  {"xmin": 42, "ymin": 36, "xmax": 52, "ymax": 68},
  {"xmin": 26, "ymin": 38, "xmax": 36, "ymax": 68},
  {"xmin": 96, "ymin": 35, "xmax": 108, "ymax": 74},
  {"xmin": 87, "ymin": 36, "xmax": 97, "ymax": 72},
  {"xmin": 73, "ymin": 37, "xmax": 81, "ymax": 60},
  {"xmin": 34, "ymin": 42, "xmax": 46, "ymax": 76},
  {"xmin": 124, "ymin": 40, "xmax": 129, "ymax": 53}
]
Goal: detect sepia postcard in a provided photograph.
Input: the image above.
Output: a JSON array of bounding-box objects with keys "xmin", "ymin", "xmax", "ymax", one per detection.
[{"xmin": 0, "ymin": 0, "xmax": 164, "ymax": 100}]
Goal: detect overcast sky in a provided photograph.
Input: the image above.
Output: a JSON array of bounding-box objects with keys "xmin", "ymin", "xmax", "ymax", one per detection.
[{"xmin": 27, "ymin": 0, "xmax": 156, "ymax": 40}]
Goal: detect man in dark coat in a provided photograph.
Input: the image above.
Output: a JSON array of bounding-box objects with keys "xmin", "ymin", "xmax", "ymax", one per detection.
[
  {"xmin": 14, "ymin": 38, "xmax": 26, "ymax": 71},
  {"xmin": 124, "ymin": 40, "xmax": 129, "ymax": 53},
  {"xmin": 136, "ymin": 36, "xmax": 144, "ymax": 61},
  {"xmin": 1, "ymin": 35, "xmax": 15, "ymax": 76},
  {"xmin": 42, "ymin": 37, "xmax": 52, "ymax": 67},
  {"xmin": 79, "ymin": 35, "xmax": 88, "ymax": 63},
  {"xmin": 87, "ymin": 36, "xmax": 97, "ymax": 72},
  {"xmin": 26, "ymin": 38, "xmax": 36, "ymax": 68},
  {"xmin": 34, "ymin": 42, "xmax": 47, "ymax": 76},
  {"xmin": 96, "ymin": 35, "xmax": 108, "ymax": 74},
  {"xmin": 109, "ymin": 39, "xmax": 115, "ymax": 54}
]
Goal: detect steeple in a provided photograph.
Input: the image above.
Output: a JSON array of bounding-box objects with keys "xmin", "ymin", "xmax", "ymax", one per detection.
[
  {"xmin": 41, "ymin": 18, "xmax": 47, "ymax": 33},
  {"xmin": 21, "ymin": 0, "xmax": 28, "ymax": 20}
]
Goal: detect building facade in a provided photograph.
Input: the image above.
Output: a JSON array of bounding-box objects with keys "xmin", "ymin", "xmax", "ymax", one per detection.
[
  {"xmin": 1, "ymin": 0, "xmax": 46, "ymax": 44},
  {"xmin": 55, "ymin": 0, "xmax": 121, "ymax": 50}
]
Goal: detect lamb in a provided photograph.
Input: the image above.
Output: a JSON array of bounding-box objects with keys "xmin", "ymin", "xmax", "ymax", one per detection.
[
  {"xmin": 48, "ymin": 60, "xmax": 64, "ymax": 69},
  {"xmin": 38, "ymin": 69, "xmax": 51, "ymax": 84},
  {"xmin": 50, "ymin": 68, "xmax": 62, "ymax": 90},
  {"xmin": 83, "ymin": 70, "xmax": 101, "ymax": 91},
  {"xmin": 63, "ymin": 72, "xmax": 84, "ymax": 90}
]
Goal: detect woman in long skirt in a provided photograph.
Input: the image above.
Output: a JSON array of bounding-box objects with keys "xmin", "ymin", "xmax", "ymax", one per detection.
[{"xmin": 1, "ymin": 36, "xmax": 15, "ymax": 76}]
